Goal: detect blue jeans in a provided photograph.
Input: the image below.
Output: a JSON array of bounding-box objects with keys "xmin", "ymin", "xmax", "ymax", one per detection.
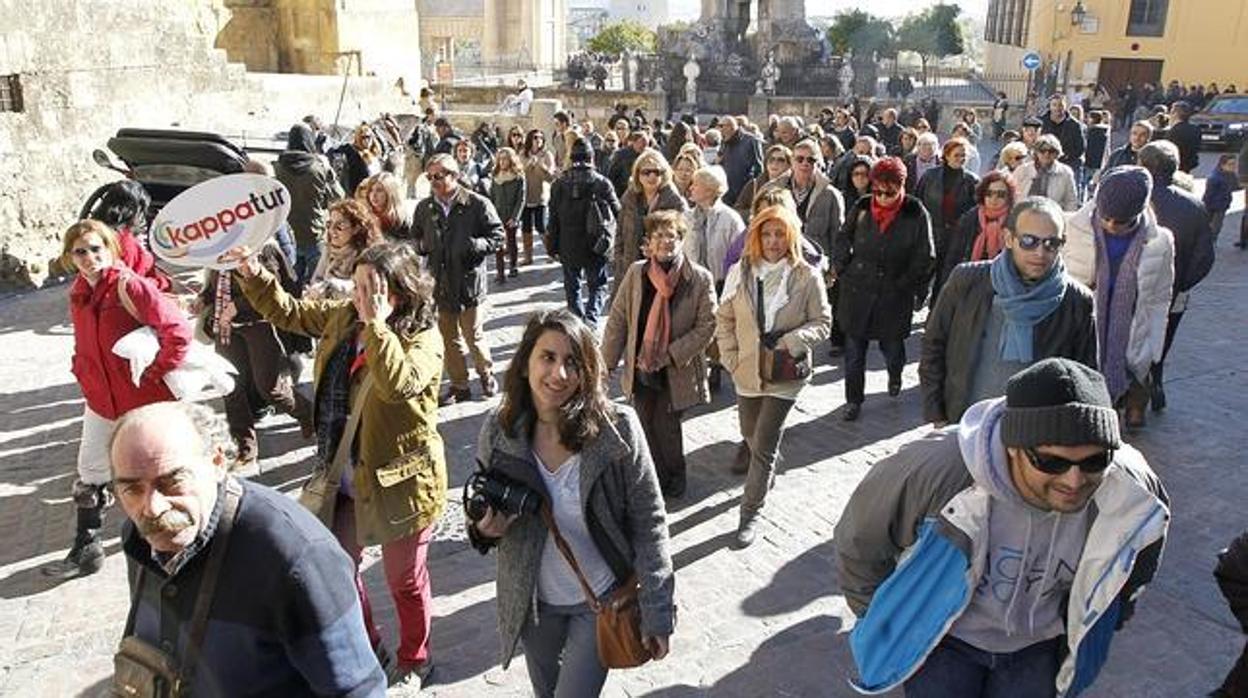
[
  {"xmin": 294, "ymin": 245, "xmax": 321, "ymax": 291},
  {"xmin": 904, "ymin": 636, "xmax": 1060, "ymax": 698},
  {"xmin": 562, "ymin": 258, "xmax": 608, "ymax": 326}
]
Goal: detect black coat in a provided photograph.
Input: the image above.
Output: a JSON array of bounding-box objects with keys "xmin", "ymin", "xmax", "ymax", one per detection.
[
  {"xmin": 833, "ymin": 196, "xmax": 934, "ymax": 340},
  {"xmin": 942, "ymin": 206, "xmax": 986, "ymax": 282},
  {"xmin": 1151, "ymin": 177, "xmax": 1215, "ymax": 294},
  {"xmin": 1167, "ymin": 121, "xmax": 1201, "ymax": 173},
  {"xmin": 719, "ymin": 132, "xmax": 764, "ymax": 205},
  {"xmin": 607, "ymin": 147, "xmax": 641, "ymax": 197},
  {"xmin": 919, "ymin": 261, "xmax": 1098, "ymax": 423},
  {"xmin": 548, "ymin": 164, "xmax": 622, "ymax": 269},
  {"xmin": 1105, "ymin": 144, "xmax": 1139, "ymax": 171},
  {"xmin": 913, "ymin": 165, "xmax": 979, "ymax": 264},
  {"xmin": 1040, "ymin": 113, "xmax": 1086, "ymax": 168},
  {"xmin": 413, "ymin": 185, "xmax": 504, "ymax": 312}
]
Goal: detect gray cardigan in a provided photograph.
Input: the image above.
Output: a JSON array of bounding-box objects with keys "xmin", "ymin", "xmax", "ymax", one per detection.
[
  {"xmin": 472, "ymin": 405, "xmax": 676, "ymax": 668},
  {"xmin": 919, "ymin": 261, "xmax": 1098, "ymax": 424}
]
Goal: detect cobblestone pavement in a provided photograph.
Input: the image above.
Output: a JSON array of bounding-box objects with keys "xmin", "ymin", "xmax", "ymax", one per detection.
[{"xmin": 2, "ymin": 163, "xmax": 1245, "ymax": 697}]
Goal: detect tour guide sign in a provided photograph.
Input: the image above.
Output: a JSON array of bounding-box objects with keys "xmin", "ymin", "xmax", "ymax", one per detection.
[{"xmin": 150, "ymin": 174, "xmax": 290, "ymax": 269}]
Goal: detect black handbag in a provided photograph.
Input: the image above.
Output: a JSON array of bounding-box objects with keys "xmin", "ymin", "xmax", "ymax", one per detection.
[{"xmin": 587, "ymin": 185, "xmax": 616, "ymax": 257}]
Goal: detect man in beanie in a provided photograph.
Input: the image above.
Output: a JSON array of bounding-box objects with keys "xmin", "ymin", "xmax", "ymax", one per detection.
[
  {"xmin": 1064, "ymin": 165, "xmax": 1175, "ymax": 429},
  {"xmin": 921, "ymin": 197, "xmax": 1097, "ymax": 427},
  {"xmin": 547, "ymin": 137, "xmax": 621, "ymax": 328},
  {"xmin": 836, "ymin": 358, "xmax": 1169, "ymax": 696},
  {"xmin": 1137, "ymin": 140, "xmax": 1215, "ymax": 412}
]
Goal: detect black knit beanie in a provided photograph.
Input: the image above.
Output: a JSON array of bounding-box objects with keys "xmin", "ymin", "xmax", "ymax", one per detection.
[{"xmin": 1000, "ymin": 358, "xmax": 1121, "ymax": 449}]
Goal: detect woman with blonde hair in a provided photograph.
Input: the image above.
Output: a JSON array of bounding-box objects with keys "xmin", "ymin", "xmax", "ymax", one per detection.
[
  {"xmin": 306, "ymin": 199, "xmax": 383, "ymax": 301},
  {"xmin": 671, "ymin": 151, "xmax": 702, "ymax": 204},
  {"xmin": 521, "ymin": 129, "xmax": 557, "ymax": 266},
  {"xmin": 613, "ymin": 148, "xmax": 688, "ymax": 287},
  {"xmin": 359, "ymin": 172, "xmax": 413, "ymax": 242},
  {"xmin": 490, "ymin": 146, "xmax": 526, "ymax": 282},
  {"xmin": 715, "ymin": 205, "xmax": 830, "ymax": 547},
  {"xmin": 44, "ymin": 220, "xmax": 190, "ymax": 579}
]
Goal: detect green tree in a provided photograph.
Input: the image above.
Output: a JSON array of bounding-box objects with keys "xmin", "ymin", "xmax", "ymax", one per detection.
[
  {"xmin": 587, "ymin": 20, "xmax": 658, "ymax": 55},
  {"xmin": 896, "ymin": 4, "xmax": 966, "ymax": 81},
  {"xmin": 825, "ymin": 10, "xmax": 896, "ymax": 59}
]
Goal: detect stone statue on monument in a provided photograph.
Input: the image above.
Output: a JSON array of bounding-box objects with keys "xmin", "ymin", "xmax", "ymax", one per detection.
[
  {"xmin": 838, "ymin": 59, "xmax": 855, "ymax": 97},
  {"xmin": 683, "ymin": 54, "xmax": 701, "ymax": 106},
  {"xmin": 760, "ymin": 50, "xmax": 780, "ymax": 96}
]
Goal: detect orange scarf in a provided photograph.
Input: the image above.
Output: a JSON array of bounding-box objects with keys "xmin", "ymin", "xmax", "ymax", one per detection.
[
  {"xmin": 638, "ymin": 256, "xmax": 683, "ymax": 373},
  {"xmin": 972, "ymin": 203, "xmax": 1009, "ymax": 261}
]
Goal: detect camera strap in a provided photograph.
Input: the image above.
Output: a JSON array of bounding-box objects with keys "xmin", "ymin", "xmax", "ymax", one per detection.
[{"xmin": 540, "ymin": 505, "xmax": 603, "ymax": 613}]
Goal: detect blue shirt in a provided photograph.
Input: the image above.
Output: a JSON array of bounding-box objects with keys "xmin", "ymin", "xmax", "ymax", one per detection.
[{"xmin": 1104, "ymin": 229, "xmax": 1138, "ymax": 299}]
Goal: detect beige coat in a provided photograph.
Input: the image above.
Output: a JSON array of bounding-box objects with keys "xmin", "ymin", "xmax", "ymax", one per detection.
[
  {"xmin": 603, "ymin": 258, "xmax": 718, "ymax": 412},
  {"xmin": 715, "ymin": 257, "xmax": 831, "ymax": 396}
]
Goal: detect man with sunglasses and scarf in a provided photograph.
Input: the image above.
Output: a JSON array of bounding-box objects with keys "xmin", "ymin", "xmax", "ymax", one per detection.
[
  {"xmin": 836, "ymin": 358, "xmax": 1169, "ymax": 697},
  {"xmin": 921, "ymin": 197, "xmax": 1097, "ymax": 428}
]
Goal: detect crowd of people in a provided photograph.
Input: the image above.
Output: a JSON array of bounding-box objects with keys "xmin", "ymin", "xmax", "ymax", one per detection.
[{"xmin": 45, "ymin": 83, "xmax": 1248, "ymax": 697}]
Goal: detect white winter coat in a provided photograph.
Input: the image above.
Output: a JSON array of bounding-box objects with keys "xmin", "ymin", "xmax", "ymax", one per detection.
[{"xmin": 1013, "ymin": 160, "xmax": 1080, "ymax": 211}]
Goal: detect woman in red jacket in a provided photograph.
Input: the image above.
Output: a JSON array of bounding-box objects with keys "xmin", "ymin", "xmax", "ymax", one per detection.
[
  {"xmin": 85, "ymin": 180, "xmax": 172, "ymax": 292},
  {"xmin": 43, "ymin": 219, "xmax": 191, "ymax": 579}
]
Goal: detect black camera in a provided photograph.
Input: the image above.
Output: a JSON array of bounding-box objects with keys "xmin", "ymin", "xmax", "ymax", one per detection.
[{"xmin": 463, "ymin": 469, "xmax": 541, "ymax": 522}]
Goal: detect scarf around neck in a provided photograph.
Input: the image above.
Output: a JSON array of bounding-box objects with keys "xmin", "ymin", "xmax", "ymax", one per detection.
[
  {"xmin": 870, "ymin": 193, "xmax": 904, "ymax": 234},
  {"xmin": 973, "ymin": 204, "xmax": 1009, "ymax": 261},
  {"xmin": 1092, "ymin": 214, "xmax": 1147, "ymax": 400},
  {"xmin": 638, "ymin": 254, "xmax": 684, "ymax": 372},
  {"xmin": 989, "ymin": 251, "xmax": 1068, "ymax": 362}
]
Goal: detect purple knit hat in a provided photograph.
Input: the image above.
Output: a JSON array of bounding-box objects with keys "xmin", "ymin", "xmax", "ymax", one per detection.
[{"xmin": 1095, "ymin": 166, "xmax": 1152, "ymax": 222}]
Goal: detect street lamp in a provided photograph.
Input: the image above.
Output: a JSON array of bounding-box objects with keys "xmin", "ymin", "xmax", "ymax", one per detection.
[{"xmin": 1071, "ymin": 1, "xmax": 1087, "ymax": 27}]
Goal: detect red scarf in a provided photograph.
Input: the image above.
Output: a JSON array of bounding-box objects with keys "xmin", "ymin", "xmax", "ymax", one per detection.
[
  {"xmin": 638, "ymin": 256, "xmax": 683, "ymax": 372},
  {"xmin": 870, "ymin": 193, "xmax": 904, "ymax": 234},
  {"xmin": 972, "ymin": 203, "xmax": 1009, "ymax": 261}
]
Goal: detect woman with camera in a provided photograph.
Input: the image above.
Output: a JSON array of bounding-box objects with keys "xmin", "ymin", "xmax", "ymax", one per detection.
[
  {"xmin": 602, "ymin": 210, "xmax": 717, "ymax": 499},
  {"xmin": 715, "ymin": 205, "xmax": 830, "ymax": 548},
  {"xmin": 226, "ymin": 241, "xmax": 446, "ymax": 689},
  {"xmin": 470, "ymin": 309, "xmax": 675, "ymax": 697}
]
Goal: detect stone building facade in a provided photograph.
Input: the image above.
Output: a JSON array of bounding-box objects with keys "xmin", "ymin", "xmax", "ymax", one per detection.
[{"xmin": 418, "ymin": 0, "xmax": 567, "ymax": 76}]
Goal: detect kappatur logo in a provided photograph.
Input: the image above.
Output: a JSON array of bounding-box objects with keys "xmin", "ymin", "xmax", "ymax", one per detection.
[{"xmin": 152, "ymin": 187, "xmax": 287, "ymax": 257}]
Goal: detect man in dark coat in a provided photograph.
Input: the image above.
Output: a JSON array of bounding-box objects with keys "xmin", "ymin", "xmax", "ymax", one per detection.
[
  {"xmin": 1138, "ymin": 141, "xmax": 1215, "ymax": 411},
  {"xmin": 432, "ymin": 118, "xmax": 464, "ymax": 155},
  {"xmin": 717, "ymin": 115, "xmax": 764, "ymax": 206},
  {"xmin": 112, "ymin": 402, "xmax": 386, "ymax": 697},
  {"xmin": 413, "ymin": 154, "xmax": 505, "ymax": 405},
  {"xmin": 607, "ymin": 131, "xmax": 646, "ymax": 197},
  {"xmin": 548, "ymin": 139, "xmax": 621, "ymax": 327},
  {"xmin": 1166, "ymin": 101, "xmax": 1201, "ymax": 173},
  {"xmin": 274, "ymin": 123, "xmax": 344, "ymax": 288},
  {"xmin": 1040, "ymin": 94, "xmax": 1086, "ymax": 175},
  {"xmin": 920, "ymin": 196, "xmax": 1098, "ymax": 426}
]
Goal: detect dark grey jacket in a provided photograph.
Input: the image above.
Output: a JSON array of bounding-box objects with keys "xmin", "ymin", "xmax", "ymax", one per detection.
[
  {"xmin": 919, "ymin": 261, "xmax": 1099, "ymax": 424},
  {"xmin": 548, "ymin": 164, "xmax": 621, "ymax": 268},
  {"xmin": 413, "ymin": 185, "xmax": 504, "ymax": 312},
  {"xmin": 490, "ymin": 174, "xmax": 526, "ymax": 228},
  {"xmin": 471, "ymin": 406, "xmax": 676, "ymax": 668},
  {"xmin": 719, "ymin": 131, "xmax": 765, "ymax": 205}
]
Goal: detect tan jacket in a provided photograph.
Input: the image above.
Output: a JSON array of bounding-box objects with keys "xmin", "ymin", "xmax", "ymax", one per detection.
[
  {"xmin": 240, "ymin": 269, "xmax": 447, "ymax": 546},
  {"xmin": 715, "ymin": 258, "xmax": 831, "ymax": 396},
  {"xmin": 603, "ymin": 258, "xmax": 718, "ymax": 412}
]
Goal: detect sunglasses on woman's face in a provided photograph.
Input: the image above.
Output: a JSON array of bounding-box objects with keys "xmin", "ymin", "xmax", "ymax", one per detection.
[
  {"xmin": 640, "ymin": 168, "xmax": 663, "ymax": 177},
  {"xmin": 793, "ymin": 155, "xmax": 817, "ymax": 164},
  {"xmin": 1025, "ymin": 447, "xmax": 1113, "ymax": 475},
  {"xmin": 985, "ymin": 188, "xmax": 1010, "ymax": 199},
  {"xmin": 1015, "ymin": 233, "xmax": 1066, "ymax": 252}
]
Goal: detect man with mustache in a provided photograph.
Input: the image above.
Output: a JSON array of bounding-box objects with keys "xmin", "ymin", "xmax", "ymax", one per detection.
[{"xmin": 111, "ymin": 402, "xmax": 386, "ymax": 696}]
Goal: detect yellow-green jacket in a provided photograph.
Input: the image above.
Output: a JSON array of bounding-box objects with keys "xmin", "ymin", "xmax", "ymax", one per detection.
[{"xmin": 239, "ymin": 268, "xmax": 447, "ymax": 546}]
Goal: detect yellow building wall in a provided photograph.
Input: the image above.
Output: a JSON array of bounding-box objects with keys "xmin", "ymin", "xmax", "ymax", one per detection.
[{"xmin": 988, "ymin": 0, "xmax": 1248, "ymax": 87}]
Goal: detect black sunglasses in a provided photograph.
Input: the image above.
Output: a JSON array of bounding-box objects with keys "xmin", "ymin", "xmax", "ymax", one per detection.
[
  {"xmin": 1025, "ymin": 447, "xmax": 1113, "ymax": 475},
  {"xmin": 1016, "ymin": 233, "xmax": 1066, "ymax": 252}
]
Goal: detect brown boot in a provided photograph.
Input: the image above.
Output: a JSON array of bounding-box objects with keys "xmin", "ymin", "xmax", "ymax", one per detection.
[{"xmin": 522, "ymin": 229, "xmax": 534, "ymax": 266}]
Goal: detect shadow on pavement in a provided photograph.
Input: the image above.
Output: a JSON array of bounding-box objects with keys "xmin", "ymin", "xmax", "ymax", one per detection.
[{"xmin": 740, "ymin": 539, "xmax": 839, "ymax": 618}]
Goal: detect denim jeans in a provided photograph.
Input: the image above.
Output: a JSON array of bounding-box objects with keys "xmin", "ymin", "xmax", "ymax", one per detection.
[
  {"xmin": 294, "ymin": 245, "xmax": 321, "ymax": 291},
  {"xmin": 521, "ymin": 600, "xmax": 608, "ymax": 698},
  {"xmin": 904, "ymin": 635, "xmax": 1060, "ymax": 698},
  {"xmin": 562, "ymin": 258, "xmax": 609, "ymax": 326}
]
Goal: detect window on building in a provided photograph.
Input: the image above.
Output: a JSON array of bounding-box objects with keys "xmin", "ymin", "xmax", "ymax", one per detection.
[
  {"xmin": 0, "ymin": 74, "xmax": 22, "ymax": 113},
  {"xmin": 1127, "ymin": 0, "xmax": 1169, "ymax": 37}
]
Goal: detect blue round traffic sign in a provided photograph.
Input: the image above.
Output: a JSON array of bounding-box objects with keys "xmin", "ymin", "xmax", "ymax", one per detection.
[{"xmin": 1022, "ymin": 52, "xmax": 1042, "ymax": 71}]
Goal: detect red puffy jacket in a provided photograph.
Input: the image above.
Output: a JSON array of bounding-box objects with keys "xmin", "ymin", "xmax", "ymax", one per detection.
[
  {"xmin": 116, "ymin": 226, "xmax": 172, "ymax": 293},
  {"xmin": 69, "ymin": 266, "xmax": 191, "ymax": 420}
]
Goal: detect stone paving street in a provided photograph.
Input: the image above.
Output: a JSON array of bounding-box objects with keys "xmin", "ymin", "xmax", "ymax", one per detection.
[{"xmin": 2, "ymin": 159, "xmax": 1246, "ymax": 697}]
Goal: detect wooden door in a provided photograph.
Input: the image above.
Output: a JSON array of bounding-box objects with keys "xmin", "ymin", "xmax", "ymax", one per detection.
[{"xmin": 1097, "ymin": 58, "xmax": 1164, "ymax": 94}]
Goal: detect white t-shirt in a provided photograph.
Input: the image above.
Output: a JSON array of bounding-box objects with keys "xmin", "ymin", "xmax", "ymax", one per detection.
[{"xmin": 534, "ymin": 452, "xmax": 616, "ymax": 605}]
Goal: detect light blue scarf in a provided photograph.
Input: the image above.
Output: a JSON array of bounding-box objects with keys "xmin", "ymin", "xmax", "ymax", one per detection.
[{"xmin": 989, "ymin": 251, "xmax": 1068, "ymax": 362}]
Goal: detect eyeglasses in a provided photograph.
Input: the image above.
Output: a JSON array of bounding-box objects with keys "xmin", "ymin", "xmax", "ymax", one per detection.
[
  {"xmin": 639, "ymin": 168, "xmax": 663, "ymax": 177},
  {"xmin": 985, "ymin": 189, "xmax": 1010, "ymax": 199},
  {"xmin": 767, "ymin": 156, "xmax": 790, "ymax": 164},
  {"xmin": 328, "ymin": 219, "xmax": 355, "ymax": 232},
  {"xmin": 428, "ymin": 171, "xmax": 453, "ymax": 181},
  {"xmin": 1025, "ymin": 447, "xmax": 1113, "ymax": 475},
  {"xmin": 1015, "ymin": 233, "xmax": 1066, "ymax": 252},
  {"xmin": 793, "ymin": 155, "xmax": 817, "ymax": 164},
  {"xmin": 72, "ymin": 245, "xmax": 104, "ymax": 256}
]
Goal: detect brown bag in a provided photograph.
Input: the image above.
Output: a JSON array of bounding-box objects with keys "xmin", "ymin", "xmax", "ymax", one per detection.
[
  {"xmin": 112, "ymin": 480, "xmax": 242, "ymax": 697},
  {"xmin": 541, "ymin": 507, "xmax": 653, "ymax": 669},
  {"xmin": 756, "ymin": 277, "xmax": 811, "ymax": 383},
  {"xmin": 298, "ymin": 373, "xmax": 375, "ymax": 526}
]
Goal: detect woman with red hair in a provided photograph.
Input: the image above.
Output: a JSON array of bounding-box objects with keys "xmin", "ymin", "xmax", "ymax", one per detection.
[
  {"xmin": 832, "ymin": 157, "xmax": 934, "ymax": 422},
  {"xmin": 941, "ymin": 170, "xmax": 1018, "ymax": 282},
  {"xmin": 306, "ymin": 199, "xmax": 383, "ymax": 301},
  {"xmin": 715, "ymin": 205, "xmax": 830, "ymax": 547},
  {"xmin": 913, "ymin": 136, "xmax": 979, "ymax": 304}
]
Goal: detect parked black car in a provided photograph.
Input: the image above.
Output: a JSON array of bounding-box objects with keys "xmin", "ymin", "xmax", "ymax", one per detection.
[{"xmin": 1192, "ymin": 94, "xmax": 1248, "ymax": 150}]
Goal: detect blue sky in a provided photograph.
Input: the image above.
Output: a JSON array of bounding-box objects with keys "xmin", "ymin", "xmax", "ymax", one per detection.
[{"xmin": 665, "ymin": 0, "xmax": 990, "ymax": 21}]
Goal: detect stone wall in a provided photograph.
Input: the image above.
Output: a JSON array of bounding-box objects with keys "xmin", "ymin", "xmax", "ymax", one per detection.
[{"xmin": 0, "ymin": 0, "xmax": 413, "ymax": 289}]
